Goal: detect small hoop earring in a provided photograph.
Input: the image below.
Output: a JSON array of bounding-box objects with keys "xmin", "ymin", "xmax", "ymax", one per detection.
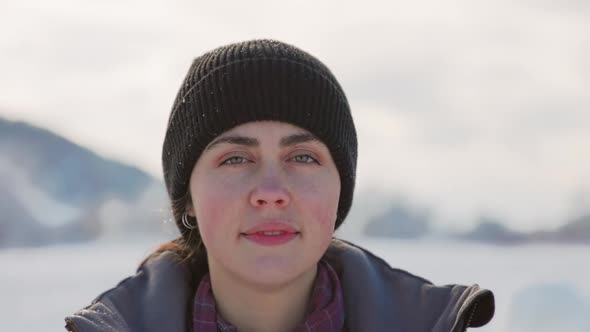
[{"xmin": 182, "ymin": 213, "xmax": 197, "ymax": 230}]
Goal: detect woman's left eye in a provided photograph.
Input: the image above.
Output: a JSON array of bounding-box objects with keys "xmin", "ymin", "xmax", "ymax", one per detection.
[{"xmin": 290, "ymin": 154, "xmax": 319, "ymax": 164}]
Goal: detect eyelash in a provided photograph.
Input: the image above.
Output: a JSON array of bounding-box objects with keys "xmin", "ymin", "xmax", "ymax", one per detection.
[
  {"xmin": 220, "ymin": 154, "xmax": 320, "ymax": 166},
  {"xmin": 291, "ymin": 155, "xmax": 319, "ymax": 164},
  {"xmin": 221, "ymin": 156, "xmax": 251, "ymax": 165}
]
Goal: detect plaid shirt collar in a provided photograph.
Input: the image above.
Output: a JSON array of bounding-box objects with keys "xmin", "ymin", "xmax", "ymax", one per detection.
[{"xmin": 192, "ymin": 260, "xmax": 345, "ymax": 332}]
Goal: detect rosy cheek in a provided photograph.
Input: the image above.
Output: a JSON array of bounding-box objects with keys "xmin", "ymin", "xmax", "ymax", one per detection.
[
  {"xmin": 299, "ymin": 178, "xmax": 339, "ymax": 229},
  {"xmin": 308, "ymin": 204, "xmax": 338, "ymax": 251},
  {"xmin": 310, "ymin": 202, "xmax": 338, "ymax": 230},
  {"xmin": 194, "ymin": 175, "xmax": 246, "ymax": 234},
  {"xmin": 192, "ymin": 181, "xmax": 228, "ymax": 235}
]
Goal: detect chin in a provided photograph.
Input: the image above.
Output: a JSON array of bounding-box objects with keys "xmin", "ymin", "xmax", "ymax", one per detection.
[{"xmin": 237, "ymin": 256, "xmax": 313, "ymax": 288}]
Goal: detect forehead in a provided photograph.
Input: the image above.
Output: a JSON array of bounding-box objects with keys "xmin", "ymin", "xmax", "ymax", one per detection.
[
  {"xmin": 220, "ymin": 121, "xmax": 309, "ymax": 136},
  {"xmin": 204, "ymin": 120, "xmax": 329, "ymax": 152}
]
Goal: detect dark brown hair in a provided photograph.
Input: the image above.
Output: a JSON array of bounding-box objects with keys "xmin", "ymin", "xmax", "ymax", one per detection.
[{"xmin": 141, "ymin": 191, "xmax": 208, "ymax": 277}]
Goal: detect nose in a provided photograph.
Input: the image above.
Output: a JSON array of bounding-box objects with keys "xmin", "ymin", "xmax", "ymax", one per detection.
[{"xmin": 249, "ymin": 176, "xmax": 291, "ymax": 208}]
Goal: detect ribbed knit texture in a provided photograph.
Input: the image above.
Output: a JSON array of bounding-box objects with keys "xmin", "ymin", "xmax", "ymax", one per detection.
[{"xmin": 162, "ymin": 39, "xmax": 357, "ymax": 237}]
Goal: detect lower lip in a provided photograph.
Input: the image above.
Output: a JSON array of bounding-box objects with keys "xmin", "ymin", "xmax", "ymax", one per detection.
[{"xmin": 243, "ymin": 232, "xmax": 299, "ymax": 246}]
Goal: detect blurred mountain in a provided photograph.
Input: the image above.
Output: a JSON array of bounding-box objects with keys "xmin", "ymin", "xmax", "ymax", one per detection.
[
  {"xmin": 0, "ymin": 117, "xmax": 175, "ymax": 248},
  {"xmin": 529, "ymin": 214, "xmax": 590, "ymax": 244},
  {"xmin": 363, "ymin": 203, "xmax": 431, "ymax": 239},
  {"xmin": 361, "ymin": 197, "xmax": 590, "ymax": 245},
  {"xmin": 457, "ymin": 216, "xmax": 528, "ymax": 245},
  {"xmin": 456, "ymin": 214, "xmax": 590, "ymax": 245},
  {"xmin": 0, "ymin": 117, "xmax": 151, "ymax": 206},
  {"xmin": 0, "ymin": 184, "xmax": 48, "ymax": 247},
  {"xmin": 555, "ymin": 215, "xmax": 590, "ymax": 241}
]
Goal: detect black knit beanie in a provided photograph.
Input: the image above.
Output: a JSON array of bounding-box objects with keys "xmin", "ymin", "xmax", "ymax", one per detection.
[{"xmin": 162, "ymin": 39, "xmax": 357, "ymax": 238}]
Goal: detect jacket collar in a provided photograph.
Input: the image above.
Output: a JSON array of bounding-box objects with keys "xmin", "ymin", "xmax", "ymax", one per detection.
[
  {"xmin": 66, "ymin": 238, "xmax": 494, "ymax": 332},
  {"xmin": 325, "ymin": 239, "xmax": 494, "ymax": 331}
]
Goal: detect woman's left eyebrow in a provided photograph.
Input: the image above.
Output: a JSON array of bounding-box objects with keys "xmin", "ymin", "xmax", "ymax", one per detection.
[{"xmin": 280, "ymin": 133, "xmax": 319, "ymax": 147}]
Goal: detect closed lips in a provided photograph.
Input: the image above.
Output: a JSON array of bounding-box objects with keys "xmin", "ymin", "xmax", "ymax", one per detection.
[
  {"xmin": 242, "ymin": 230, "xmax": 300, "ymax": 235},
  {"xmin": 242, "ymin": 222, "xmax": 299, "ymax": 235}
]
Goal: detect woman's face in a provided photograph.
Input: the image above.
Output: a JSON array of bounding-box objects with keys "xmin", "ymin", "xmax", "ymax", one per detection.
[{"xmin": 187, "ymin": 121, "xmax": 340, "ymax": 286}]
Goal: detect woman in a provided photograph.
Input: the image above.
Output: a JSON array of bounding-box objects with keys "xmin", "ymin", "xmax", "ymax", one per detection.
[{"xmin": 65, "ymin": 39, "xmax": 494, "ymax": 332}]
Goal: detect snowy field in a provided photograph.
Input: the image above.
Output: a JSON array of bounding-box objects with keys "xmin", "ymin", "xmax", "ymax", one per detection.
[{"xmin": 1, "ymin": 236, "xmax": 589, "ymax": 332}]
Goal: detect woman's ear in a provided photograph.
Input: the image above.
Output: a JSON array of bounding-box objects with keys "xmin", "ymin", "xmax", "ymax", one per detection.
[
  {"xmin": 186, "ymin": 203, "xmax": 196, "ymax": 217},
  {"xmin": 185, "ymin": 191, "xmax": 196, "ymax": 217}
]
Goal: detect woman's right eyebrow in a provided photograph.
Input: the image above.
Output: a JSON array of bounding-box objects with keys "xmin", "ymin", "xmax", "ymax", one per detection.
[{"xmin": 206, "ymin": 136, "xmax": 259, "ymax": 150}]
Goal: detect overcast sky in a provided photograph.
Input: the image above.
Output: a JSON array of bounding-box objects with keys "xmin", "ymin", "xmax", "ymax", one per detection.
[{"xmin": 1, "ymin": 0, "xmax": 589, "ymax": 231}]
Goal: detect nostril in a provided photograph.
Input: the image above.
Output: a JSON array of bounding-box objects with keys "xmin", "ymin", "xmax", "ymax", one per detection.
[{"xmin": 251, "ymin": 193, "xmax": 290, "ymax": 207}]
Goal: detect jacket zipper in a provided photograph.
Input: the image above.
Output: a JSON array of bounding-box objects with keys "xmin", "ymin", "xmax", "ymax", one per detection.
[{"xmin": 462, "ymin": 300, "xmax": 479, "ymax": 332}]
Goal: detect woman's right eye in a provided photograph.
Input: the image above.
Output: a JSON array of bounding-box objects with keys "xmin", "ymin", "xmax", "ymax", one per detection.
[{"xmin": 221, "ymin": 156, "xmax": 249, "ymax": 165}]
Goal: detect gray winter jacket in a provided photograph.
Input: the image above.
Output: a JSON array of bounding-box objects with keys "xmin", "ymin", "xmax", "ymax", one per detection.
[{"xmin": 65, "ymin": 238, "xmax": 494, "ymax": 332}]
